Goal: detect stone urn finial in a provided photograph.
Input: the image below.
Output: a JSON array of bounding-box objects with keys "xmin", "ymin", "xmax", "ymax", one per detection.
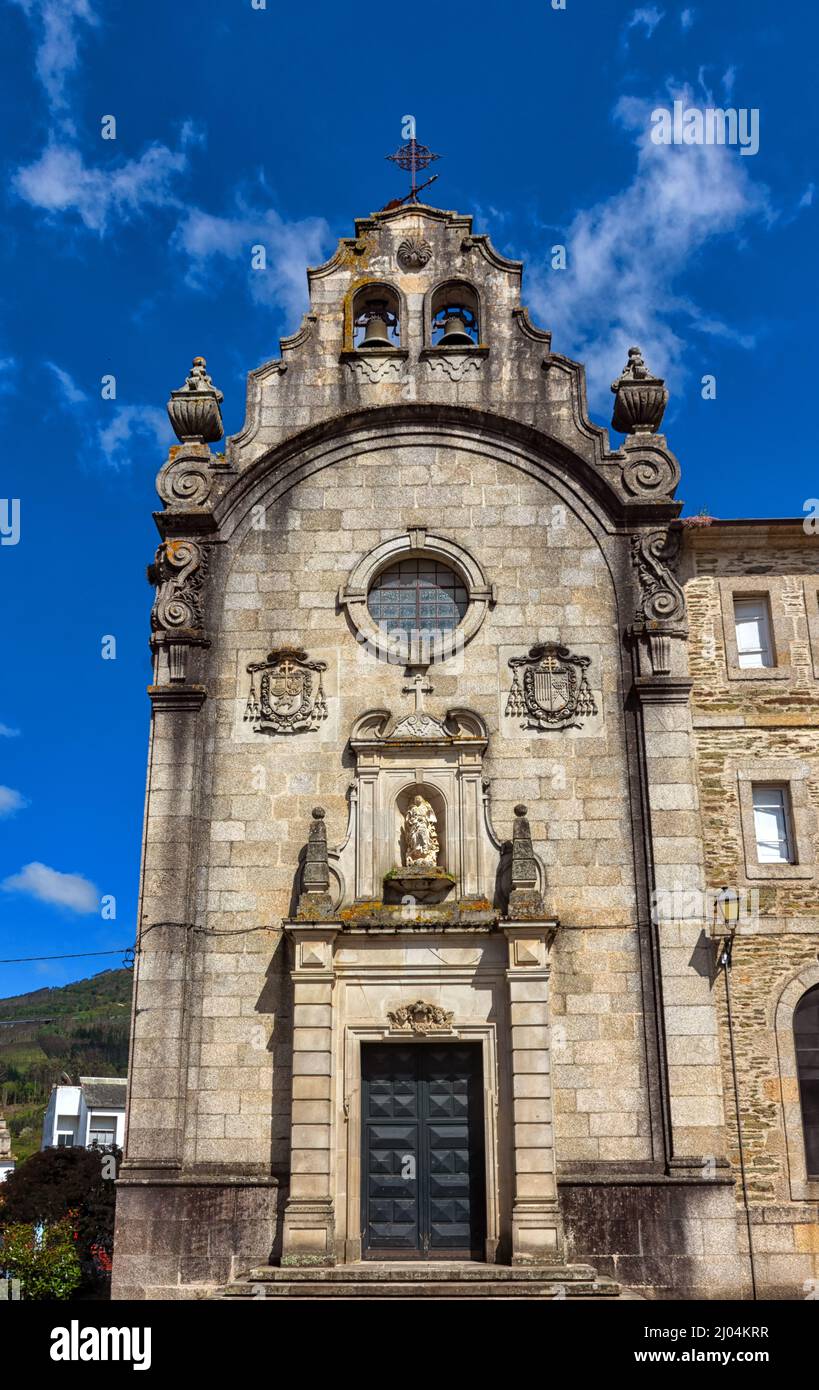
[
  {"xmin": 167, "ymin": 356, "xmax": 224, "ymax": 445},
  {"xmin": 611, "ymin": 346, "xmax": 668, "ymax": 436}
]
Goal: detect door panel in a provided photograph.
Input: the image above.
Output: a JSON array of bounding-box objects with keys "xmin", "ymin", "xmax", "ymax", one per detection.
[{"xmin": 361, "ymin": 1042, "xmax": 485, "ymax": 1258}]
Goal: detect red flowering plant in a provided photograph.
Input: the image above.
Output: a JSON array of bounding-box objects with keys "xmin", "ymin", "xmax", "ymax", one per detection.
[{"xmin": 0, "ymin": 1146, "xmax": 120, "ymax": 1298}]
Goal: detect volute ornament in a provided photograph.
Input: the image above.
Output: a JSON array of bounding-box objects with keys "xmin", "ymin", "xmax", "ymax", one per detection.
[
  {"xmin": 631, "ymin": 529, "xmax": 687, "ymax": 674},
  {"xmin": 156, "ymin": 451, "xmax": 213, "ymax": 508},
  {"xmin": 631, "ymin": 530, "xmax": 686, "ymax": 627},
  {"xmin": 621, "ymin": 438, "xmax": 680, "ymax": 498},
  {"xmin": 148, "ymin": 539, "xmax": 208, "ymax": 632}
]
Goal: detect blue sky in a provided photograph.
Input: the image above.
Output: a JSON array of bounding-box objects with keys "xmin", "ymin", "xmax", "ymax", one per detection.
[{"xmin": 1, "ymin": 0, "xmax": 817, "ymax": 998}]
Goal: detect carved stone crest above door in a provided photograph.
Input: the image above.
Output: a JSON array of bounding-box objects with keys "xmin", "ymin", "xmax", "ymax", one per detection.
[
  {"xmin": 244, "ymin": 647, "xmax": 328, "ymax": 734},
  {"xmin": 386, "ymin": 1000, "xmax": 454, "ymax": 1035},
  {"xmin": 506, "ymin": 642, "xmax": 597, "ymax": 731}
]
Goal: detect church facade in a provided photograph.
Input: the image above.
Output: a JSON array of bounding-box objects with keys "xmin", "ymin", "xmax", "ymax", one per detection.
[{"xmin": 112, "ymin": 204, "xmax": 819, "ymax": 1300}]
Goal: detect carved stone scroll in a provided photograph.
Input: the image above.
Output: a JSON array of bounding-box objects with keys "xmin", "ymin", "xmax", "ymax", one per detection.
[
  {"xmin": 632, "ymin": 530, "xmax": 686, "ymax": 627},
  {"xmin": 631, "ymin": 529, "xmax": 688, "ymax": 675},
  {"xmin": 148, "ymin": 539, "xmax": 208, "ymax": 633},
  {"xmin": 156, "ymin": 448, "xmax": 214, "ymax": 509}
]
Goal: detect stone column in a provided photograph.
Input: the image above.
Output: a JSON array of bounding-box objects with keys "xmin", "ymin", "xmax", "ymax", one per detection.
[
  {"xmin": 122, "ymin": 688, "xmax": 205, "ymax": 1172},
  {"xmin": 281, "ymin": 922, "xmax": 340, "ymax": 1266},
  {"xmin": 503, "ymin": 923, "xmax": 563, "ymax": 1264},
  {"xmin": 635, "ymin": 676, "xmax": 729, "ymax": 1172},
  {"xmin": 630, "ymin": 528, "xmax": 730, "ymax": 1174}
]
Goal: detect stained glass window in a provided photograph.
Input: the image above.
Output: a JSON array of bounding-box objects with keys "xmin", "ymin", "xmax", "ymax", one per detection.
[{"xmin": 367, "ymin": 560, "xmax": 468, "ymax": 640}]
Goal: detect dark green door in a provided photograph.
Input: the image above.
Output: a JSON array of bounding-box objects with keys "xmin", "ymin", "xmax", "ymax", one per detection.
[{"xmin": 361, "ymin": 1042, "xmax": 486, "ymax": 1259}]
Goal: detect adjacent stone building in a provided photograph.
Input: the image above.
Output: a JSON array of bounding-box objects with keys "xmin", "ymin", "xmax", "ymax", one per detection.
[{"xmin": 112, "ymin": 202, "xmax": 819, "ymax": 1300}]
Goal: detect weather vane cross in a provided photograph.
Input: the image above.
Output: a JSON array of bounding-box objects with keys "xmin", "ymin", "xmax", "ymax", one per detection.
[{"xmin": 385, "ymin": 134, "xmax": 441, "ymax": 208}]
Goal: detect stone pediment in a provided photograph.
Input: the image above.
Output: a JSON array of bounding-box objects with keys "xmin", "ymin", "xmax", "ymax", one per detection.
[{"xmin": 350, "ymin": 707, "xmax": 488, "ymax": 749}]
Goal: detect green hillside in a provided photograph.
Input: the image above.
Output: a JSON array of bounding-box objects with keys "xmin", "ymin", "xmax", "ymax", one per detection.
[{"xmin": 0, "ymin": 969, "xmax": 133, "ymax": 1163}]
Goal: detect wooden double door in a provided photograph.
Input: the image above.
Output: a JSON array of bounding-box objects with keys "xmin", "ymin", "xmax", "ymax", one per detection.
[{"xmin": 361, "ymin": 1041, "xmax": 486, "ymax": 1259}]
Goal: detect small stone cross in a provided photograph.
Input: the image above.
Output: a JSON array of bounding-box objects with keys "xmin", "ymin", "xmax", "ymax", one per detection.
[{"xmin": 402, "ymin": 672, "xmax": 433, "ymax": 712}]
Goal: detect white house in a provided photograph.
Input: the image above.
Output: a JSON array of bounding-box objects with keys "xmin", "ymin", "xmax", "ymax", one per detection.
[
  {"xmin": 41, "ymin": 1077, "xmax": 127, "ymax": 1151},
  {"xmin": 0, "ymin": 1109, "xmax": 15, "ymax": 1182}
]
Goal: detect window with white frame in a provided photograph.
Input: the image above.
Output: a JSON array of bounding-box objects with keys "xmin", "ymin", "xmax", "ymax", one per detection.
[
  {"xmin": 734, "ymin": 596, "xmax": 774, "ymax": 668},
  {"xmin": 88, "ymin": 1116, "xmax": 117, "ymax": 1148},
  {"xmin": 752, "ymin": 784, "xmax": 795, "ymax": 864},
  {"xmin": 56, "ymin": 1132, "xmax": 74, "ymax": 1147}
]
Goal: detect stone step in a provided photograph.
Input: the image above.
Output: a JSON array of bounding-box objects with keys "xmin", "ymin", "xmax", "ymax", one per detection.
[
  {"xmin": 218, "ymin": 1279, "xmax": 619, "ymax": 1300},
  {"xmin": 215, "ymin": 1261, "xmax": 622, "ymax": 1300},
  {"xmin": 243, "ymin": 1261, "xmax": 604, "ymax": 1284}
]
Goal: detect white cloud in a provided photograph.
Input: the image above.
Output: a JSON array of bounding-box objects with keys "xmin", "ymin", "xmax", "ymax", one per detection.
[
  {"xmin": 44, "ymin": 364, "xmax": 174, "ymax": 468},
  {"xmin": 722, "ymin": 65, "xmax": 737, "ymax": 99},
  {"xmin": 527, "ymin": 86, "xmax": 771, "ymax": 408},
  {"xmin": 46, "ymin": 360, "xmax": 87, "ymax": 404},
  {"xmin": 0, "ymin": 724, "xmax": 21, "ymax": 737},
  {"xmin": 0, "ymin": 786, "xmax": 27, "ymax": 817},
  {"xmin": 97, "ymin": 405, "xmax": 174, "ymax": 469},
  {"xmin": 799, "ymin": 184, "xmax": 815, "ymax": 209},
  {"xmin": 625, "ymin": 7, "xmax": 665, "ymax": 40},
  {"xmin": 11, "ymin": 2, "xmax": 200, "ymax": 235},
  {"xmin": 175, "ymin": 203, "xmax": 332, "ymax": 321},
  {"xmin": 2, "ymin": 860, "xmax": 98, "ymax": 914},
  {"xmin": 10, "ymin": 0, "xmax": 98, "ymax": 124},
  {"xmin": 14, "ymin": 138, "xmax": 191, "ymax": 235},
  {"xmin": 680, "ymin": 7, "xmax": 695, "ymax": 29}
]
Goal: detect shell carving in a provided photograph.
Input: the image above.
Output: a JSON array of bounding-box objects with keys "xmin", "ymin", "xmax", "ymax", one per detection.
[{"xmin": 396, "ymin": 237, "xmax": 432, "ymax": 270}]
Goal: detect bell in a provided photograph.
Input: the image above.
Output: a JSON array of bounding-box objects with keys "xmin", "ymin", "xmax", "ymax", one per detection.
[
  {"xmin": 360, "ymin": 315, "xmax": 393, "ymax": 349},
  {"xmin": 438, "ymin": 314, "xmax": 474, "ymax": 347}
]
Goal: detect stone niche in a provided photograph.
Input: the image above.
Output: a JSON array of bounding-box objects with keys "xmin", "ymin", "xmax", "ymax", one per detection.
[
  {"xmin": 326, "ymin": 706, "xmax": 522, "ymax": 917},
  {"xmin": 387, "ymin": 783, "xmax": 452, "ymax": 903}
]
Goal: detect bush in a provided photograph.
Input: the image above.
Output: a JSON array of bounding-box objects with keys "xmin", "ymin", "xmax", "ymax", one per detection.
[
  {"xmin": 1, "ymin": 1220, "xmax": 82, "ymax": 1300},
  {"xmin": 0, "ymin": 1146, "xmax": 120, "ymax": 1296}
]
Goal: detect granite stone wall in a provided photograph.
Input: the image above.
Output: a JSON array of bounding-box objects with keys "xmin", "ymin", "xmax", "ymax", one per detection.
[{"xmin": 685, "ymin": 526, "xmax": 819, "ymax": 1299}]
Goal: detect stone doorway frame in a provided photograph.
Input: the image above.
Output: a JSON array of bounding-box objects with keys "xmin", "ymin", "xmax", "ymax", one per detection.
[{"xmin": 340, "ymin": 1023, "xmax": 501, "ymax": 1265}]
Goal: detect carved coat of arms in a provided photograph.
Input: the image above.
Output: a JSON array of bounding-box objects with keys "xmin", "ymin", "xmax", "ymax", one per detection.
[
  {"xmin": 506, "ymin": 642, "xmax": 597, "ymax": 731},
  {"xmin": 244, "ymin": 647, "xmax": 328, "ymax": 734},
  {"xmin": 387, "ymin": 1000, "xmax": 454, "ymax": 1035}
]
